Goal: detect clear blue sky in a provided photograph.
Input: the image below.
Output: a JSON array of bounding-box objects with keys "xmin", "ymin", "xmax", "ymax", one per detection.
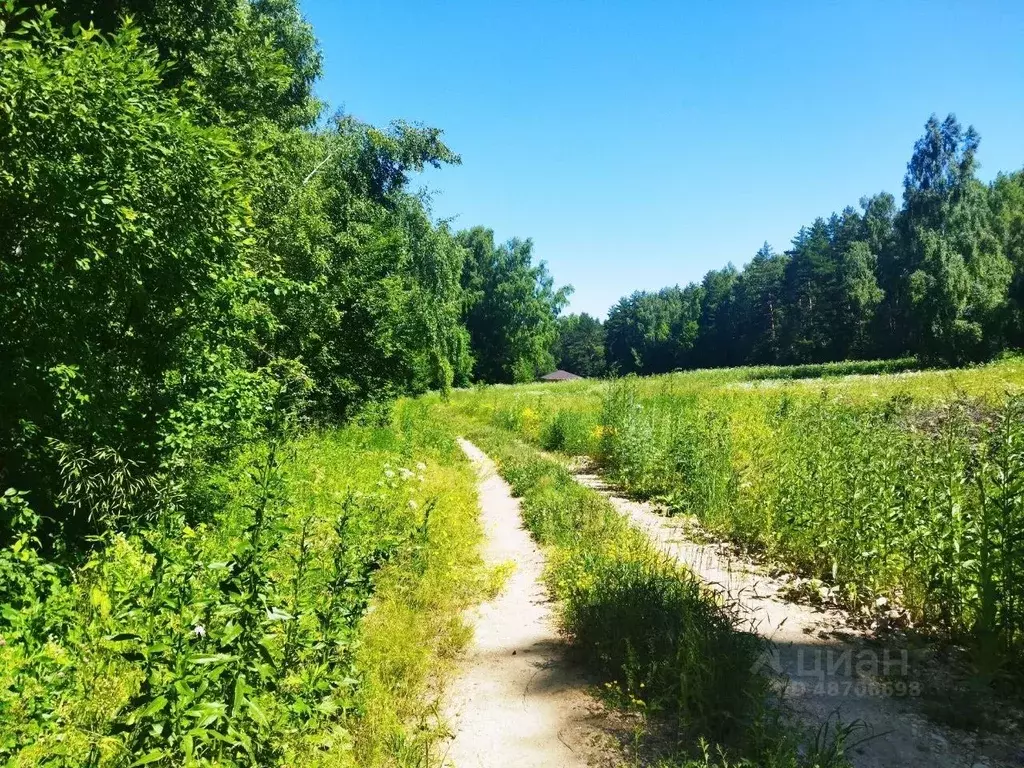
[{"xmin": 300, "ymin": 1, "xmax": 1024, "ymax": 318}]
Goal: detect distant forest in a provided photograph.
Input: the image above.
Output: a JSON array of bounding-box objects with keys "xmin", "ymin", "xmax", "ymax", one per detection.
[{"xmin": 556, "ymin": 115, "xmax": 1024, "ymax": 377}]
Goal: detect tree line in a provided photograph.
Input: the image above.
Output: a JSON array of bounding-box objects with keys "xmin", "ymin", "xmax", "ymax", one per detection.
[
  {"xmin": 0, "ymin": 1, "xmax": 566, "ymax": 546},
  {"xmin": 555, "ymin": 115, "xmax": 1024, "ymax": 377}
]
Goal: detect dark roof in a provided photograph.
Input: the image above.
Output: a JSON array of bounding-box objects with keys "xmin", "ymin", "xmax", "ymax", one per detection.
[{"xmin": 539, "ymin": 369, "xmax": 582, "ymax": 381}]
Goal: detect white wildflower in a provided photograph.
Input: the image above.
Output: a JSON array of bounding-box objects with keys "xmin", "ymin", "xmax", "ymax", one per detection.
[
  {"xmin": 416, "ymin": 461, "xmax": 427, "ymax": 471},
  {"xmin": 193, "ymin": 625, "xmax": 206, "ymax": 637},
  {"xmin": 384, "ymin": 469, "xmax": 395, "ymax": 479},
  {"xmin": 398, "ymin": 467, "xmax": 414, "ymax": 480},
  {"xmin": 408, "ymin": 499, "xmax": 418, "ymax": 509}
]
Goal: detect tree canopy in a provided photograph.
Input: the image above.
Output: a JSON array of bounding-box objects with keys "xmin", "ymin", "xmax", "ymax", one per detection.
[{"xmin": 458, "ymin": 227, "xmax": 571, "ymax": 383}]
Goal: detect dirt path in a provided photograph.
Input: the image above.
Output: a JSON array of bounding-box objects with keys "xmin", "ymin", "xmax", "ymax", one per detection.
[
  {"xmin": 573, "ymin": 470, "xmax": 1016, "ymax": 768},
  {"xmin": 441, "ymin": 440, "xmax": 624, "ymax": 768}
]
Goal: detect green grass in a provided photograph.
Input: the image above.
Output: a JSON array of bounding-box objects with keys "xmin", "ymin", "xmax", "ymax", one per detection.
[
  {"xmin": 0, "ymin": 399, "xmax": 484, "ymax": 767},
  {"xmin": 457, "ymin": 420, "xmax": 852, "ymax": 767},
  {"xmin": 444, "ymin": 355, "xmax": 1024, "ymax": 678}
]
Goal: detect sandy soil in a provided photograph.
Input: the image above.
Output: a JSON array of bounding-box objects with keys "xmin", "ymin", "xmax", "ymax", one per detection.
[
  {"xmin": 573, "ymin": 469, "xmax": 1018, "ymax": 768},
  {"xmin": 440, "ymin": 440, "xmax": 625, "ymax": 768}
]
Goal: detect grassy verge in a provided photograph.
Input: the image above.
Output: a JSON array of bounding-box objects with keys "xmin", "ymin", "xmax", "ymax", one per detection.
[
  {"xmin": 459, "ymin": 420, "xmax": 852, "ymax": 768},
  {"xmin": 0, "ymin": 399, "xmax": 483, "ymax": 767}
]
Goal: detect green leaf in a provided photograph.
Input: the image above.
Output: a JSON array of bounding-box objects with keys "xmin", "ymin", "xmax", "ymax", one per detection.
[
  {"xmin": 136, "ymin": 695, "xmax": 168, "ymax": 720},
  {"xmin": 190, "ymin": 653, "xmax": 237, "ymax": 665},
  {"xmin": 130, "ymin": 749, "xmax": 166, "ymax": 766}
]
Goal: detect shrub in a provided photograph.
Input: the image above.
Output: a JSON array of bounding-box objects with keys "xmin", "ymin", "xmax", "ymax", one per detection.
[{"xmin": 540, "ymin": 409, "xmax": 597, "ymax": 454}]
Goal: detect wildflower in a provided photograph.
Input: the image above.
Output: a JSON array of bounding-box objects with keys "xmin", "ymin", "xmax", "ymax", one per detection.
[
  {"xmin": 398, "ymin": 467, "xmax": 414, "ymax": 480},
  {"xmin": 384, "ymin": 469, "xmax": 395, "ymax": 479},
  {"xmin": 193, "ymin": 625, "xmax": 206, "ymax": 637},
  {"xmin": 408, "ymin": 499, "xmax": 418, "ymax": 509},
  {"xmin": 416, "ymin": 461, "xmax": 427, "ymax": 471}
]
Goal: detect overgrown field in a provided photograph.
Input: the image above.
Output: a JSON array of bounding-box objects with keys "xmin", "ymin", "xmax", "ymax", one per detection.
[
  {"xmin": 444, "ymin": 356, "xmax": 1024, "ymax": 674},
  {"xmin": 0, "ymin": 402, "xmax": 483, "ymax": 767}
]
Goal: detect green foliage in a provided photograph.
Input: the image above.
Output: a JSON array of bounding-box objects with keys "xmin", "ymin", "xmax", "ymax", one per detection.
[
  {"xmin": 730, "ymin": 243, "xmax": 788, "ymax": 364},
  {"xmin": 605, "ymin": 285, "xmax": 704, "ymax": 374},
  {"xmin": 54, "ymin": 0, "xmax": 324, "ymax": 130},
  {"xmin": 0, "ymin": 10, "xmax": 283, "ymax": 535},
  {"xmin": 0, "ymin": 0, "xmax": 528, "ymax": 547},
  {"xmin": 0, "ymin": 6, "xmax": 507, "ymax": 766},
  {"xmin": 554, "ymin": 312, "xmax": 607, "ymax": 377},
  {"xmin": 541, "ymin": 409, "xmax": 597, "ymax": 454},
  {"xmin": 899, "ymin": 115, "xmax": 1011, "ymax": 363},
  {"xmin": 990, "ymin": 170, "xmax": 1024, "ymax": 347},
  {"xmin": 458, "ymin": 227, "xmax": 571, "ymax": 383},
  {"xmin": 246, "ymin": 117, "xmax": 469, "ymax": 420},
  {"xmin": 0, "ymin": 405, "xmax": 483, "ymax": 767}
]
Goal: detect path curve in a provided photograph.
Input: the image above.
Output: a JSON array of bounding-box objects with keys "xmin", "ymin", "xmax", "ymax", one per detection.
[
  {"xmin": 574, "ymin": 469, "xmax": 1014, "ymax": 768},
  {"xmin": 441, "ymin": 440, "xmax": 623, "ymax": 768}
]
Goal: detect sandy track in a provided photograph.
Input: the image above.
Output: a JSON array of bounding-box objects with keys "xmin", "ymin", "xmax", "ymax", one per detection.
[
  {"xmin": 441, "ymin": 440, "xmax": 623, "ymax": 768},
  {"xmin": 573, "ymin": 470, "xmax": 1015, "ymax": 768}
]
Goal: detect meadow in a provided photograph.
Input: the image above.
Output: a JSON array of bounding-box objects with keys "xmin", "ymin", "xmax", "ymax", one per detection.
[{"xmin": 443, "ymin": 356, "xmax": 1024, "ymax": 677}]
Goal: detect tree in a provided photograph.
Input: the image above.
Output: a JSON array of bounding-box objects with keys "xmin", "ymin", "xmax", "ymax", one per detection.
[
  {"xmin": 828, "ymin": 208, "xmax": 884, "ymax": 359},
  {"xmin": 0, "ymin": 14, "xmax": 277, "ymax": 531},
  {"xmin": 249, "ymin": 117, "xmax": 467, "ymax": 419},
  {"xmin": 604, "ymin": 286, "xmax": 703, "ymax": 374},
  {"xmin": 553, "ymin": 314, "xmax": 606, "ymax": 377},
  {"xmin": 731, "ymin": 243, "xmax": 788, "ymax": 364},
  {"xmin": 899, "ymin": 114, "xmax": 1010, "ymax": 363},
  {"xmin": 0, "ymin": 5, "xmax": 479, "ymax": 542},
  {"xmin": 835, "ymin": 240, "xmax": 884, "ymax": 357},
  {"xmin": 598, "ymin": 114, "xmax": 1019, "ymax": 371},
  {"xmin": 780, "ymin": 220, "xmax": 836, "ymax": 362},
  {"xmin": 54, "ymin": 0, "xmax": 324, "ymax": 130},
  {"xmin": 694, "ymin": 266, "xmax": 739, "ymax": 367},
  {"xmin": 991, "ymin": 170, "xmax": 1024, "ymax": 348},
  {"xmin": 458, "ymin": 228, "xmax": 571, "ymax": 383}
]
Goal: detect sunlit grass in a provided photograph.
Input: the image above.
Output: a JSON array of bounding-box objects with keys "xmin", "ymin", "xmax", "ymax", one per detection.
[{"xmin": 439, "ymin": 355, "xmax": 1024, "ymax": 675}]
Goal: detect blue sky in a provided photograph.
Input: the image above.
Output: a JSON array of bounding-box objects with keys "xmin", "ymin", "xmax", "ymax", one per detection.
[{"xmin": 300, "ymin": 1, "xmax": 1024, "ymax": 318}]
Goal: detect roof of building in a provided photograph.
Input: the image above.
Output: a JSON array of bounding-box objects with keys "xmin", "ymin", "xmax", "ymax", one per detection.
[{"xmin": 539, "ymin": 369, "xmax": 582, "ymax": 381}]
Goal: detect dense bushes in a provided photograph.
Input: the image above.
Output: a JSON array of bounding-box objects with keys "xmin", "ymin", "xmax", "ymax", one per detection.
[{"xmin": 0, "ymin": 12, "xmax": 284, "ymax": 539}]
